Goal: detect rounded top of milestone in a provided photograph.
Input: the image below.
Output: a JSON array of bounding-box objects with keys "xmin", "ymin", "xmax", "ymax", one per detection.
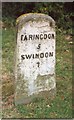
[{"xmin": 16, "ymin": 13, "xmax": 55, "ymax": 27}]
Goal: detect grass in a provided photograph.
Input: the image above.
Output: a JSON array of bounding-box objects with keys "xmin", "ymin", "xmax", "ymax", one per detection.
[
  {"xmin": 2, "ymin": 25, "xmax": 72, "ymax": 118},
  {"xmin": 2, "ymin": 27, "xmax": 16, "ymax": 73}
]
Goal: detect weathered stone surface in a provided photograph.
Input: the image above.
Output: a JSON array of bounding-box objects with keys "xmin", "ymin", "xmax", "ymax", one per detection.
[{"xmin": 15, "ymin": 13, "xmax": 56, "ymax": 104}]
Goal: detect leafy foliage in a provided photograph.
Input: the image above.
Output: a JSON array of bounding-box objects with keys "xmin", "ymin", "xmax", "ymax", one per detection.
[{"xmin": 2, "ymin": 2, "xmax": 73, "ymax": 32}]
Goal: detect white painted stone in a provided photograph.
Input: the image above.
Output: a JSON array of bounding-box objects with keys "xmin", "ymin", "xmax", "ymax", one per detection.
[{"xmin": 15, "ymin": 13, "xmax": 56, "ymax": 104}]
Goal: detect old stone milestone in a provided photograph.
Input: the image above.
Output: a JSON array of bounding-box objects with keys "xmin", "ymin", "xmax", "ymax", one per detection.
[{"xmin": 15, "ymin": 13, "xmax": 56, "ymax": 104}]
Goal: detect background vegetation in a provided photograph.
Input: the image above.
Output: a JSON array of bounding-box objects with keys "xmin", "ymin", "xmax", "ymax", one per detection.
[
  {"xmin": 2, "ymin": 2, "xmax": 73, "ymax": 32},
  {"xmin": 2, "ymin": 2, "xmax": 73, "ymax": 118}
]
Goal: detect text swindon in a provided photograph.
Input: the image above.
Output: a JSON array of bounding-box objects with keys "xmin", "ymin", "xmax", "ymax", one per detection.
[{"xmin": 21, "ymin": 52, "xmax": 53, "ymax": 60}]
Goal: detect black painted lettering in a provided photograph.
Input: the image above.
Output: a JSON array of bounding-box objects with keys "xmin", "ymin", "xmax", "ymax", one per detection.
[
  {"xmin": 52, "ymin": 34, "xmax": 54, "ymax": 39},
  {"xmin": 24, "ymin": 35, "xmax": 27, "ymax": 41},
  {"xmin": 35, "ymin": 53, "xmax": 39, "ymax": 58},
  {"xmin": 40, "ymin": 53, "xmax": 44, "ymax": 58},
  {"xmin": 21, "ymin": 55, "xmax": 25, "ymax": 60},
  {"xmin": 21, "ymin": 52, "xmax": 53, "ymax": 60},
  {"xmin": 48, "ymin": 34, "xmax": 51, "ymax": 39},
  {"xmin": 49, "ymin": 52, "xmax": 53, "ymax": 57},
  {"xmin": 32, "ymin": 54, "xmax": 35, "ymax": 59},
  {"xmin": 40, "ymin": 34, "xmax": 43, "ymax": 40},
  {"xmin": 37, "ymin": 62, "xmax": 40, "ymax": 67},
  {"xmin": 37, "ymin": 44, "xmax": 41, "ymax": 49},
  {"xmin": 20, "ymin": 33, "xmax": 55, "ymax": 41},
  {"xmin": 35, "ymin": 34, "xmax": 39, "ymax": 40},
  {"xmin": 21, "ymin": 35, "xmax": 24, "ymax": 41},
  {"xmin": 44, "ymin": 34, "xmax": 47, "ymax": 39},
  {"xmin": 25, "ymin": 54, "xmax": 32, "ymax": 59},
  {"xmin": 45, "ymin": 52, "xmax": 48, "ymax": 58},
  {"xmin": 29, "ymin": 35, "xmax": 32, "ymax": 40}
]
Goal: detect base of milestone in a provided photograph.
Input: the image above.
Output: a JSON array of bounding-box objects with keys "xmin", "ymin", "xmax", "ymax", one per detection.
[{"xmin": 15, "ymin": 87, "xmax": 56, "ymax": 105}]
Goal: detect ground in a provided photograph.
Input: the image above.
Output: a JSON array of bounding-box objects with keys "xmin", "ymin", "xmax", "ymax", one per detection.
[{"xmin": 2, "ymin": 26, "xmax": 72, "ymax": 118}]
